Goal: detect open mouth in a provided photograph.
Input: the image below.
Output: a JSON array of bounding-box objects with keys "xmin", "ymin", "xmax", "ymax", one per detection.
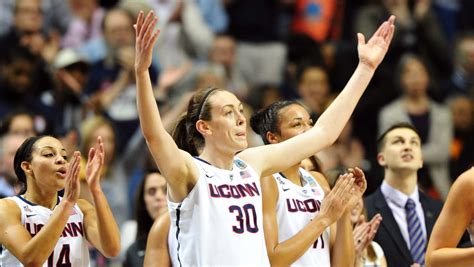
[
  {"xmin": 56, "ymin": 168, "xmax": 67, "ymax": 178},
  {"xmin": 401, "ymin": 154, "xmax": 413, "ymax": 161}
]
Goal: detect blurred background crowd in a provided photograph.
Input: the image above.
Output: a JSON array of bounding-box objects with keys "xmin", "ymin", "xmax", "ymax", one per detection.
[{"xmin": 0, "ymin": 0, "xmax": 472, "ymax": 265}]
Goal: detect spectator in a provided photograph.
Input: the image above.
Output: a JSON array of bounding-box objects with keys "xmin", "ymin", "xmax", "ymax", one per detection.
[
  {"xmin": 0, "ymin": 134, "xmax": 25, "ymax": 197},
  {"xmin": 355, "ymin": 0, "xmax": 450, "ymax": 79},
  {"xmin": 123, "ymin": 170, "xmax": 167, "ymax": 266},
  {"xmin": 62, "ymin": 0, "xmax": 105, "ymax": 49},
  {"xmin": 447, "ymin": 95, "xmax": 474, "ymax": 179},
  {"xmin": 444, "ymin": 32, "xmax": 474, "ymax": 98},
  {"xmin": 84, "ymin": 8, "xmax": 157, "ymax": 151},
  {"xmin": 378, "ymin": 54, "xmax": 452, "ymax": 199},
  {"xmin": 365, "ymin": 122, "xmax": 470, "ymax": 267}
]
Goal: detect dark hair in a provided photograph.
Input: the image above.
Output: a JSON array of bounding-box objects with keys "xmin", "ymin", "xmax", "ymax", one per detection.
[
  {"xmin": 295, "ymin": 62, "xmax": 328, "ymax": 84},
  {"xmin": 13, "ymin": 135, "xmax": 48, "ymax": 194},
  {"xmin": 376, "ymin": 122, "xmax": 419, "ymax": 152},
  {"xmin": 394, "ymin": 53, "xmax": 431, "ymax": 92},
  {"xmin": 250, "ymin": 100, "xmax": 302, "ymax": 145},
  {"xmin": 0, "ymin": 108, "xmax": 36, "ymax": 136},
  {"xmin": 172, "ymin": 87, "xmax": 222, "ymax": 156},
  {"xmin": 305, "ymin": 155, "xmax": 322, "ymax": 173},
  {"xmin": 134, "ymin": 169, "xmax": 162, "ymax": 248}
]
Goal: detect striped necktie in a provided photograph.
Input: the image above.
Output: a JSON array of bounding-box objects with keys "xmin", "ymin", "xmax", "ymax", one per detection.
[{"xmin": 405, "ymin": 198, "xmax": 426, "ymax": 265}]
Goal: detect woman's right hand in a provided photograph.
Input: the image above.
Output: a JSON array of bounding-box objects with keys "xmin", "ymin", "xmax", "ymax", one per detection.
[
  {"xmin": 134, "ymin": 10, "xmax": 160, "ymax": 73},
  {"xmin": 318, "ymin": 173, "xmax": 355, "ymax": 224},
  {"xmin": 63, "ymin": 151, "xmax": 81, "ymax": 204}
]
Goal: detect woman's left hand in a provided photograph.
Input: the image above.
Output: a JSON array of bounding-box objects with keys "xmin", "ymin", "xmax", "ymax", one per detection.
[{"xmin": 85, "ymin": 136, "xmax": 105, "ymax": 191}]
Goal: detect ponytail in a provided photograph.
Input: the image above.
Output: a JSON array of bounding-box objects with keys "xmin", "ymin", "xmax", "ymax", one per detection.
[
  {"xmin": 172, "ymin": 113, "xmax": 199, "ymax": 156},
  {"xmin": 172, "ymin": 87, "xmax": 222, "ymax": 156}
]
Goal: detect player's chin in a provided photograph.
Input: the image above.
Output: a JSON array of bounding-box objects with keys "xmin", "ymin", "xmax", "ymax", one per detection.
[{"xmin": 56, "ymin": 180, "xmax": 66, "ymax": 190}]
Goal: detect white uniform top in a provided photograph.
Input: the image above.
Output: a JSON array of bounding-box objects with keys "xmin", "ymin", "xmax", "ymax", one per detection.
[
  {"xmin": 168, "ymin": 157, "xmax": 270, "ymax": 266},
  {"xmin": 273, "ymin": 168, "xmax": 331, "ymax": 267},
  {"xmin": 0, "ymin": 196, "xmax": 90, "ymax": 267}
]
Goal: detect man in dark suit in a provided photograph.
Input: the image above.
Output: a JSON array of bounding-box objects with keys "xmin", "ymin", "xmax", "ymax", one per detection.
[{"xmin": 365, "ymin": 122, "xmax": 469, "ymax": 267}]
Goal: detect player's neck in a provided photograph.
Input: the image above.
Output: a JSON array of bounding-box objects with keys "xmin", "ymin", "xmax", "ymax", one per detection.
[
  {"xmin": 199, "ymin": 149, "xmax": 235, "ymax": 170},
  {"xmin": 23, "ymin": 188, "xmax": 59, "ymax": 210},
  {"xmin": 281, "ymin": 164, "xmax": 303, "ymax": 186}
]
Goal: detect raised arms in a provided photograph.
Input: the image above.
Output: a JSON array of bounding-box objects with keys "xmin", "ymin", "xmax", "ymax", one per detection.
[
  {"xmin": 134, "ymin": 11, "xmax": 199, "ymax": 202},
  {"xmin": 239, "ymin": 16, "xmax": 396, "ymax": 177}
]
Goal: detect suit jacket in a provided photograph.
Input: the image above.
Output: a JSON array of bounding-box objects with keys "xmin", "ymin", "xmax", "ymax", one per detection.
[{"xmin": 365, "ymin": 188, "xmax": 442, "ymax": 267}]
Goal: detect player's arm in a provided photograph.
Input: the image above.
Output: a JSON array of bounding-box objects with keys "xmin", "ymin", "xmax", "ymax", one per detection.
[
  {"xmin": 78, "ymin": 198, "xmax": 120, "ymax": 258},
  {"xmin": 312, "ymin": 171, "xmax": 355, "ymax": 267},
  {"xmin": 0, "ymin": 152, "xmax": 81, "ymax": 265},
  {"xmin": 0, "ymin": 199, "xmax": 76, "ymax": 266},
  {"xmin": 239, "ymin": 16, "xmax": 395, "ymax": 178},
  {"xmin": 79, "ymin": 137, "xmax": 120, "ymax": 257},
  {"xmin": 135, "ymin": 11, "xmax": 199, "ymax": 202},
  {"xmin": 144, "ymin": 212, "xmax": 171, "ymax": 267},
  {"xmin": 426, "ymin": 169, "xmax": 474, "ymax": 267}
]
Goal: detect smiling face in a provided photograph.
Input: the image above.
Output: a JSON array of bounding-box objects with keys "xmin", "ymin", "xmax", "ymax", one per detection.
[
  {"xmin": 203, "ymin": 90, "xmax": 248, "ymax": 152},
  {"xmin": 25, "ymin": 136, "xmax": 69, "ymax": 191},
  {"xmin": 377, "ymin": 127, "xmax": 423, "ymax": 172},
  {"xmin": 269, "ymin": 104, "xmax": 313, "ymax": 143}
]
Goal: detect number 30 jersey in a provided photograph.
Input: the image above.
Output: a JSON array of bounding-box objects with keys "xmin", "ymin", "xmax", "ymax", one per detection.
[
  {"xmin": 168, "ymin": 157, "xmax": 269, "ymax": 266},
  {"xmin": 0, "ymin": 196, "xmax": 90, "ymax": 267}
]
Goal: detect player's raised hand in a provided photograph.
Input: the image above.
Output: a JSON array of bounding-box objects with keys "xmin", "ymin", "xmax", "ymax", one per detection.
[
  {"xmin": 134, "ymin": 10, "xmax": 160, "ymax": 73},
  {"xmin": 357, "ymin": 15, "xmax": 395, "ymax": 70}
]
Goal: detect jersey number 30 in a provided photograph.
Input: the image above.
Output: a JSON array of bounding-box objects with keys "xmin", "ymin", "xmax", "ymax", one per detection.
[{"xmin": 229, "ymin": 204, "xmax": 258, "ymax": 234}]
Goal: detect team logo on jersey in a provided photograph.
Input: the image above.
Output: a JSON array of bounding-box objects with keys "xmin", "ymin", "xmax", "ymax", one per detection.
[{"xmin": 234, "ymin": 159, "xmax": 247, "ymax": 169}]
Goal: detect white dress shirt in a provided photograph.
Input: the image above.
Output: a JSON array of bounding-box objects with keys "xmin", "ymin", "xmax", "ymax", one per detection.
[{"xmin": 381, "ymin": 181, "xmax": 427, "ymax": 249}]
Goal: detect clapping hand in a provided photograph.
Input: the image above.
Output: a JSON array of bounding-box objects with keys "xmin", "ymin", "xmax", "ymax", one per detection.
[
  {"xmin": 64, "ymin": 151, "xmax": 81, "ymax": 203},
  {"xmin": 85, "ymin": 136, "xmax": 105, "ymax": 191}
]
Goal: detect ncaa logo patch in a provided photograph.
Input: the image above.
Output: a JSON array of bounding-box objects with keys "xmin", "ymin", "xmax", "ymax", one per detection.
[{"xmin": 234, "ymin": 158, "xmax": 247, "ymax": 169}]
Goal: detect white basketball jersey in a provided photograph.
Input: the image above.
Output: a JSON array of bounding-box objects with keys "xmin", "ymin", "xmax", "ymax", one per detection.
[
  {"xmin": 0, "ymin": 196, "xmax": 90, "ymax": 267},
  {"xmin": 168, "ymin": 157, "xmax": 270, "ymax": 266},
  {"xmin": 273, "ymin": 168, "xmax": 331, "ymax": 267}
]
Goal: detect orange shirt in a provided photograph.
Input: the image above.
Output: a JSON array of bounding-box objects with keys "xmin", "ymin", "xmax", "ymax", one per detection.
[{"xmin": 292, "ymin": 0, "xmax": 342, "ymax": 42}]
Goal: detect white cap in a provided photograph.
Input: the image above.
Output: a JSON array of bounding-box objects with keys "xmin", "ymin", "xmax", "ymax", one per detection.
[{"xmin": 53, "ymin": 49, "xmax": 89, "ymax": 69}]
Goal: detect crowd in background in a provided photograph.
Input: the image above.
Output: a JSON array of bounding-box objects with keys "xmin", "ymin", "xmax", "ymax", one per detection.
[{"xmin": 0, "ymin": 0, "xmax": 473, "ymax": 265}]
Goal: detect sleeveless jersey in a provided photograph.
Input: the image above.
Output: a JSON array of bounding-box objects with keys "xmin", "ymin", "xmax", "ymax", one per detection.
[
  {"xmin": 168, "ymin": 157, "xmax": 269, "ymax": 266},
  {"xmin": 0, "ymin": 196, "xmax": 90, "ymax": 267},
  {"xmin": 273, "ymin": 168, "xmax": 331, "ymax": 266}
]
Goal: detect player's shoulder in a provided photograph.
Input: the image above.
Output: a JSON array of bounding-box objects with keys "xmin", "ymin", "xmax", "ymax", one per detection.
[
  {"xmin": 452, "ymin": 168, "xmax": 474, "ymax": 196},
  {"xmin": 308, "ymin": 171, "xmax": 330, "ymax": 193},
  {"xmin": 0, "ymin": 197, "xmax": 21, "ymax": 222}
]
